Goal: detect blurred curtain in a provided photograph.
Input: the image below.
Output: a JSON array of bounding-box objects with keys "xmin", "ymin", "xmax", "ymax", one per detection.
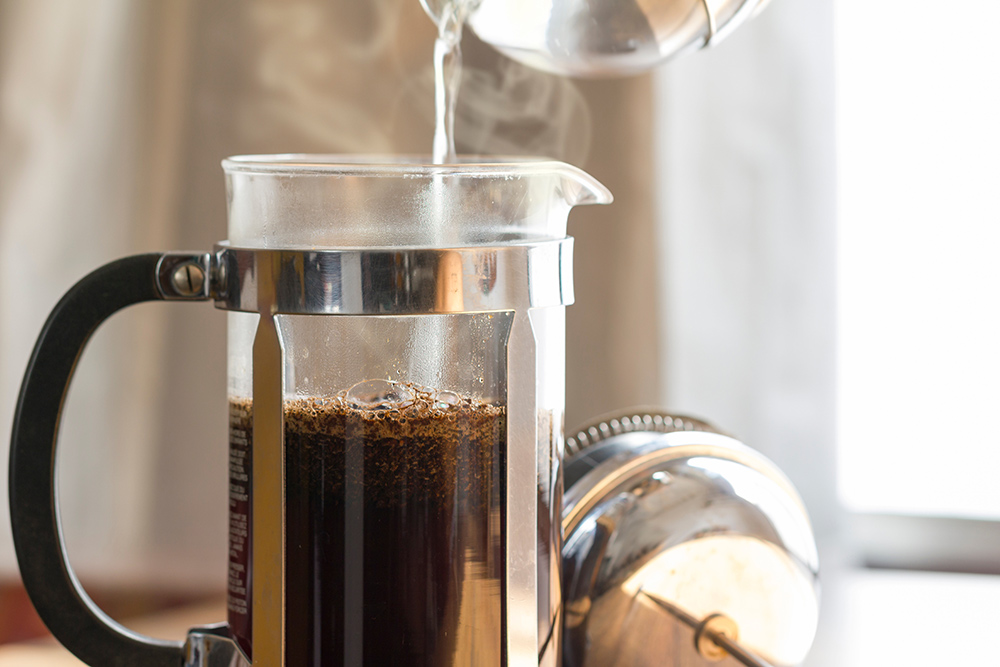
[
  {"xmin": 0, "ymin": 0, "xmax": 203, "ymax": 586},
  {"xmin": 0, "ymin": 0, "xmax": 660, "ymax": 587}
]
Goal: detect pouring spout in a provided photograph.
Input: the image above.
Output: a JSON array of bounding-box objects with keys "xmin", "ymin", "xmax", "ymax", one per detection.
[{"xmin": 550, "ymin": 161, "xmax": 614, "ymax": 207}]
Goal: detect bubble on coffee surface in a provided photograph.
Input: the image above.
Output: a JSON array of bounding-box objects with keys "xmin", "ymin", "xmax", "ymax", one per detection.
[
  {"xmin": 433, "ymin": 389, "xmax": 461, "ymax": 409},
  {"xmin": 345, "ymin": 379, "xmax": 415, "ymax": 410}
]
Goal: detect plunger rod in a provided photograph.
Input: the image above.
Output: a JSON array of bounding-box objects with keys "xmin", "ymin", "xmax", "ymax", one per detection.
[{"xmin": 640, "ymin": 591, "xmax": 774, "ymax": 667}]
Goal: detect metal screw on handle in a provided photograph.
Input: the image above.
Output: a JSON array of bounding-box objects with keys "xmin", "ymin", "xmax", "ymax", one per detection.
[
  {"xmin": 155, "ymin": 253, "xmax": 215, "ymax": 300},
  {"xmin": 641, "ymin": 591, "xmax": 775, "ymax": 667},
  {"xmin": 171, "ymin": 262, "xmax": 205, "ymax": 296}
]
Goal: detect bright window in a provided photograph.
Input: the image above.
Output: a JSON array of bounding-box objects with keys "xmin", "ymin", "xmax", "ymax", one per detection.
[{"xmin": 836, "ymin": 0, "xmax": 1000, "ymax": 518}]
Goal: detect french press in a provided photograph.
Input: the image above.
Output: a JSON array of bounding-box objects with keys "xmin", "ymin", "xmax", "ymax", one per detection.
[
  {"xmin": 9, "ymin": 156, "xmax": 820, "ymax": 667},
  {"xmin": 9, "ymin": 155, "xmax": 610, "ymax": 666}
]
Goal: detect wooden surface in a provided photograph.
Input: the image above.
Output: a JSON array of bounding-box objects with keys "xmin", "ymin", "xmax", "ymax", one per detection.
[{"xmin": 0, "ymin": 598, "xmax": 226, "ymax": 666}]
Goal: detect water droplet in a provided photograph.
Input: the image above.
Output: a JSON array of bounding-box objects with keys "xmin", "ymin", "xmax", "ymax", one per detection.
[{"xmin": 345, "ymin": 379, "xmax": 415, "ymax": 410}]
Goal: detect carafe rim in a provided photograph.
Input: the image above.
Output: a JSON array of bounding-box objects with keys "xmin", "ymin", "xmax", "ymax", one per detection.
[{"xmin": 222, "ymin": 153, "xmax": 613, "ymax": 205}]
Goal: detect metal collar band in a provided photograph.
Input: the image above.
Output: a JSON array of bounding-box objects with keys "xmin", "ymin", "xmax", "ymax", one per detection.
[{"xmin": 212, "ymin": 240, "xmax": 573, "ymax": 315}]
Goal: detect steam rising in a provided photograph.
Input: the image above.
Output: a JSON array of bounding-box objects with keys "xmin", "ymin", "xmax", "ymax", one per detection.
[
  {"xmin": 454, "ymin": 56, "xmax": 592, "ymax": 165},
  {"xmin": 238, "ymin": 1, "xmax": 404, "ymax": 153},
  {"xmin": 239, "ymin": 0, "xmax": 591, "ymax": 165}
]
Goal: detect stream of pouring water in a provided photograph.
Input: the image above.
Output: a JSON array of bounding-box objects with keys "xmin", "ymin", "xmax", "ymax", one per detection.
[
  {"xmin": 418, "ymin": 0, "xmax": 470, "ymax": 387},
  {"xmin": 432, "ymin": 2, "xmax": 467, "ymax": 164}
]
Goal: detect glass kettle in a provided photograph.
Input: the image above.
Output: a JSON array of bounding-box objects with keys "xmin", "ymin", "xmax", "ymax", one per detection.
[{"xmin": 420, "ymin": 0, "xmax": 774, "ymax": 77}]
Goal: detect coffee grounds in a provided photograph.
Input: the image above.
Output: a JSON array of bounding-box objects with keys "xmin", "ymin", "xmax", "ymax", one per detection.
[
  {"xmin": 282, "ymin": 389, "xmax": 504, "ymax": 506},
  {"xmin": 227, "ymin": 386, "xmax": 506, "ymax": 666}
]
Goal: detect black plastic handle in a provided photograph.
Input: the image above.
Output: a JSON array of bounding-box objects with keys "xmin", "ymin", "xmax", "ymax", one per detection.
[{"xmin": 9, "ymin": 254, "xmax": 188, "ymax": 667}]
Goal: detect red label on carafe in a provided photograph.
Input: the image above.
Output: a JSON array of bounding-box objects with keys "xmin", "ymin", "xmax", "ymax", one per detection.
[{"xmin": 227, "ymin": 401, "xmax": 252, "ymax": 659}]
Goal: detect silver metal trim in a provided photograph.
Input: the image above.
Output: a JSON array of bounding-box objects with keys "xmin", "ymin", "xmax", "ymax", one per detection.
[
  {"xmin": 183, "ymin": 627, "xmax": 249, "ymax": 667},
  {"xmin": 562, "ymin": 430, "xmax": 805, "ymax": 538},
  {"xmin": 506, "ymin": 310, "xmax": 540, "ymax": 664},
  {"xmin": 155, "ymin": 253, "xmax": 215, "ymax": 300},
  {"xmin": 212, "ymin": 241, "xmax": 574, "ymax": 315},
  {"xmin": 251, "ymin": 256, "xmax": 286, "ymax": 667},
  {"xmin": 566, "ymin": 409, "xmax": 720, "ymax": 458},
  {"xmin": 700, "ymin": 0, "xmax": 718, "ymax": 46}
]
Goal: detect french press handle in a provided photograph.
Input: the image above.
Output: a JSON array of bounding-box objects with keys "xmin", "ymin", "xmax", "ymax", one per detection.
[{"xmin": 8, "ymin": 252, "xmax": 216, "ymax": 667}]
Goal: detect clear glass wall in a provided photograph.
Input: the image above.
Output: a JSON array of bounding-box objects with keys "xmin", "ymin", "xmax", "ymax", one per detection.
[{"xmin": 221, "ymin": 155, "xmax": 609, "ymax": 666}]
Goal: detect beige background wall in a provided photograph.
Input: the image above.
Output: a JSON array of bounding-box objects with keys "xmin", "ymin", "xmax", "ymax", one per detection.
[{"xmin": 0, "ymin": 0, "xmax": 662, "ymax": 585}]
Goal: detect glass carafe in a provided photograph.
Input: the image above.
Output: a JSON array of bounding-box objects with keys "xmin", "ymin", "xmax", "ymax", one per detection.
[{"xmin": 8, "ymin": 155, "xmax": 610, "ymax": 667}]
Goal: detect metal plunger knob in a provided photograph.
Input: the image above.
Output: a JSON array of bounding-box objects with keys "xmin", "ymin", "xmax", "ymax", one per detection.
[{"xmin": 642, "ymin": 591, "xmax": 775, "ymax": 667}]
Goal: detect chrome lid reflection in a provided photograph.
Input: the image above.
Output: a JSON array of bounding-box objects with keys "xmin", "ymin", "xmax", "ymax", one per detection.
[{"xmin": 562, "ymin": 410, "xmax": 820, "ymax": 666}]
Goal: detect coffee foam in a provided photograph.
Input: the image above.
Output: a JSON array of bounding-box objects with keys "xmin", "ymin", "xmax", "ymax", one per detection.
[{"xmin": 229, "ymin": 383, "xmax": 505, "ymax": 507}]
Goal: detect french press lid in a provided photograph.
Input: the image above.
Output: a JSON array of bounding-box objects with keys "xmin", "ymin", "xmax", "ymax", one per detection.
[{"xmin": 561, "ymin": 410, "xmax": 820, "ymax": 667}]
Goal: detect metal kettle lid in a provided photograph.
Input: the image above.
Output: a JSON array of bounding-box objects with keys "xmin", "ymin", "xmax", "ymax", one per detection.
[{"xmin": 561, "ymin": 410, "xmax": 820, "ymax": 667}]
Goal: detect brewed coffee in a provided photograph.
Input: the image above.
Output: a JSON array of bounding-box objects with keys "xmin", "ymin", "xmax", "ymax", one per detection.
[{"xmin": 228, "ymin": 384, "xmax": 506, "ymax": 666}]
